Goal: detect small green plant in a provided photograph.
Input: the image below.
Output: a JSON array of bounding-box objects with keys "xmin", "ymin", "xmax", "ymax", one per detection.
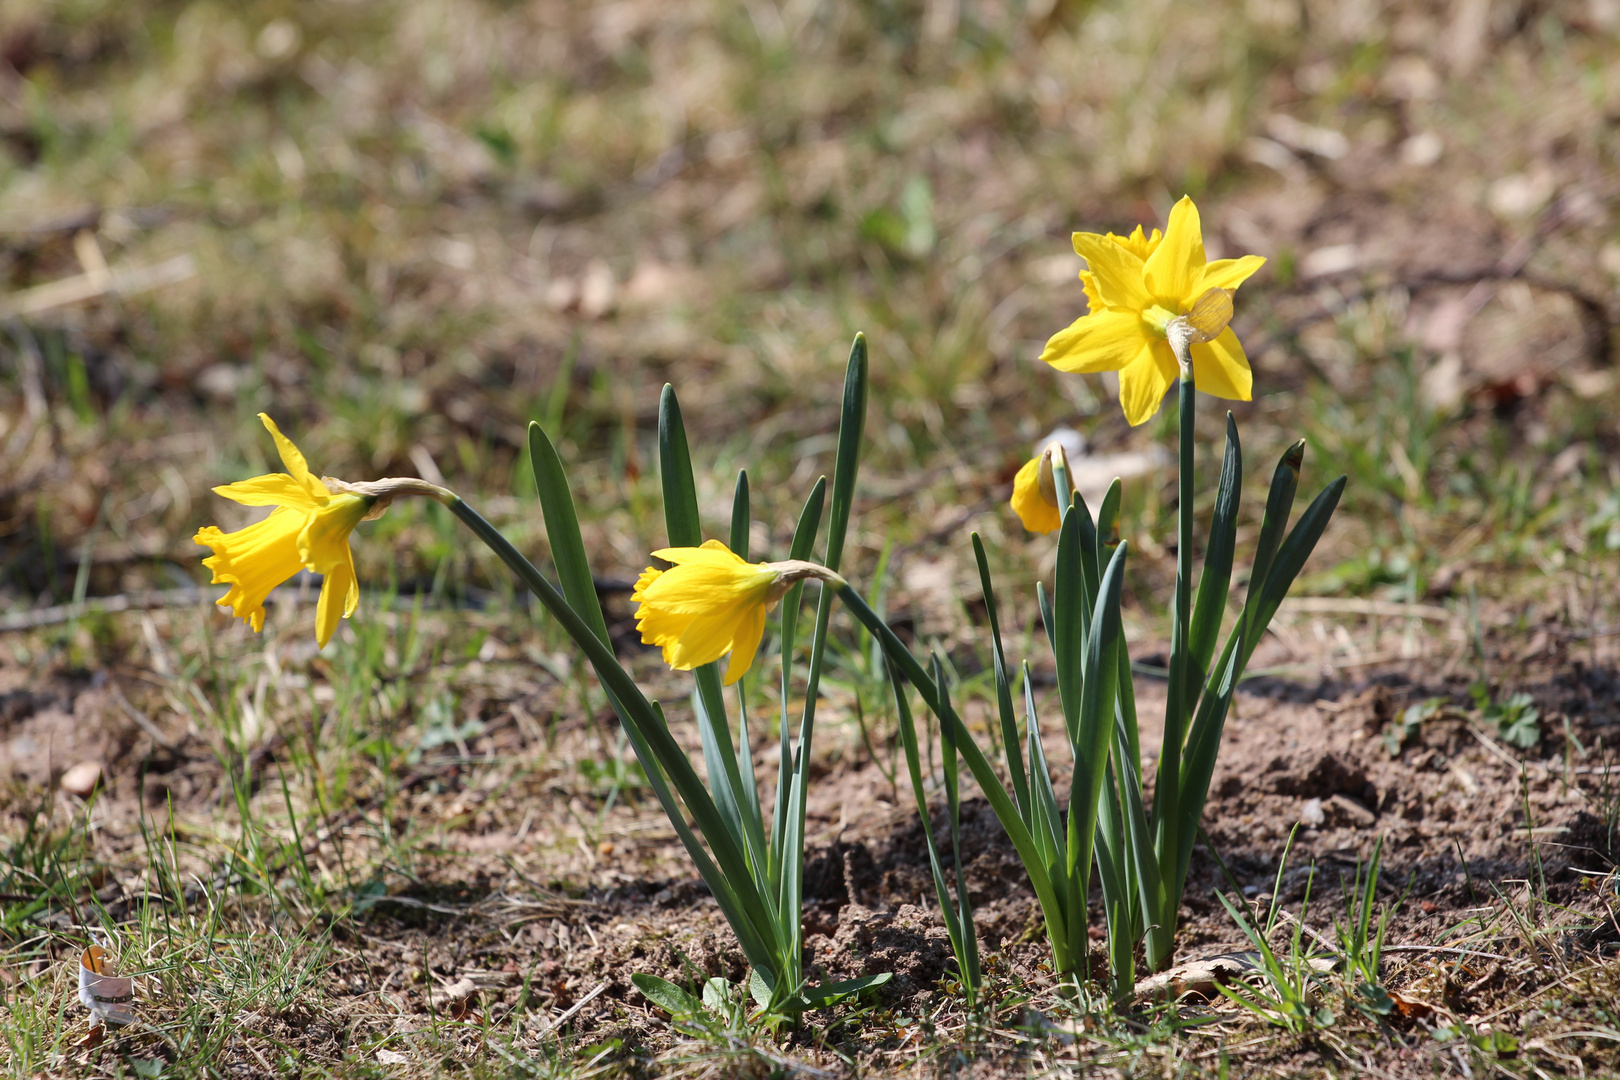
[
  {"xmin": 632, "ymin": 973, "xmax": 757, "ymax": 1038},
  {"xmin": 1334, "ymin": 834, "xmax": 1403, "ymax": 1020},
  {"xmin": 1472, "ymin": 684, "xmax": 1542, "ymax": 749},
  {"xmin": 1433, "ymin": 1022, "xmax": 1521, "ymax": 1057},
  {"xmin": 1383, "ymin": 697, "xmax": 1442, "ymax": 757},
  {"xmin": 1214, "ymin": 830, "xmax": 1336, "ymax": 1033}
]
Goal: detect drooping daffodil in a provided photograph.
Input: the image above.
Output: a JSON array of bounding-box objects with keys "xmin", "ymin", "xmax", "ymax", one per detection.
[
  {"xmin": 195, "ymin": 414, "xmax": 451, "ymax": 647},
  {"xmin": 1040, "ymin": 196, "xmax": 1265, "ymax": 426},
  {"xmin": 633, "ymin": 539, "xmax": 842, "ymax": 685},
  {"xmin": 1010, "ymin": 442, "xmax": 1075, "ymax": 535}
]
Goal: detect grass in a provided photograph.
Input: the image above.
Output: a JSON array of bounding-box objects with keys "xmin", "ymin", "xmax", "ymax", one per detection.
[{"xmin": 5, "ymin": 0, "xmax": 1620, "ymax": 1075}]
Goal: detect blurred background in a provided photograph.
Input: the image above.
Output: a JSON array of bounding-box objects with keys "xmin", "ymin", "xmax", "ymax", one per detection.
[{"xmin": 2, "ymin": 0, "xmax": 1618, "ymax": 633}]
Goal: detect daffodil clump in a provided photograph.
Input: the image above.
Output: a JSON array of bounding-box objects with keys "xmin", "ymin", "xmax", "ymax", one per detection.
[
  {"xmin": 958, "ymin": 196, "xmax": 1342, "ymax": 1001},
  {"xmin": 189, "ymin": 198, "xmax": 1339, "ymax": 1015}
]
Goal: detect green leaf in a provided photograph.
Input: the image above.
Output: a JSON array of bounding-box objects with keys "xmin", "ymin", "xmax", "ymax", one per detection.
[
  {"xmin": 445, "ymin": 499, "xmax": 783, "ymax": 980},
  {"xmin": 527, "ymin": 422, "xmax": 611, "ymax": 648},
  {"xmin": 657, "ymin": 384, "xmax": 702, "ymax": 548},
  {"xmin": 1247, "ymin": 440, "xmax": 1304, "ymax": 613},
  {"xmin": 749, "ymin": 968, "xmax": 773, "ymax": 1010},
  {"xmin": 730, "ymin": 470, "xmax": 750, "ymax": 559},
  {"xmin": 1187, "ymin": 414, "xmax": 1242, "ymax": 699},
  {"xmin": 888, "ymin": 662, "xmax": 974, "ymax": 985},
  {"xmin": 824, "ymin": 334, "xmax": 867, "ymax": 572},
  {"xmin": 801, "ymin": 971, "xmax": 893, "ymax": 1008},
  {"xmin": 632, "ymin": 973, "xmax": 704, "ymax": 1019},
  {"xmin": 972, "ymin": 533, "xmax": 1029, "ymax": 824},
  {"xmin": 1065, "ymin": 540, "xmax": 1128, "ymax": 953},
  {"xmin": 1054, "ymin": 502, "xmax": 1087, "ymax": 746},
  {"xmin": 660, "ymin": 387, "xmax": 756, "ymax": 875}
]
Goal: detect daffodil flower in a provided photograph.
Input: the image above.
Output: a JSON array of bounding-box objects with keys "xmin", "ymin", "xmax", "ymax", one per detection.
[
  {"xmin": 194, "ymin": 414, "xmax": 375, "ymax": 647},
  {"xmin": 1010, "ymin": 442, "xmax": 1074, "ymax": 535},
  {"xmin": 633, "ymin": 539, "xmax": 842, "ymax": 685},
  {"xmin": 1041, "ymin": 196, "xmax": 1266, "ymax": 426}
]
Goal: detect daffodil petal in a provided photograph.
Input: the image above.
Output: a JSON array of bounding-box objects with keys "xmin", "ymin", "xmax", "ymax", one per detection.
[
  {"xmin": 649, "ymin": 541, "xmax": 750, "ymax": 568},
  {"xmin": 1199, "ymin": 255, "xmax": 1267, "ymax": 294},
  {"xmin": 723, "ymin": 603, "xmax": 767, "ymax": 685},
  {"xmin": 257, "ymin": 414, "xmax": 328, "ymax": 504},
  {"xmin": 1079, "ymin": 270, "xmax": 1104, "ymax": 315},
  {"xmin": 212, "ymin": 473, "xmax": 324, "ymax": 509},
  {"xmin": 1117, "ymin": 342, "xmax": 1178, "ymax": 427},
  {"xmin": 296, "ymin": 493, "xmax": 371, "ymax": 575},
  {"xmin": 1143, "ymin": 196, "xmax": 1206, "ymax": 305},
  {"xmin": 668, "ymin": 604, "xmax": 749, "ymax": 670},
  {"xmin": 1071, "ymin": 233, "xmax": 1151, "ymax": 310},
  {"xmin": 315, "ymin": 558, "xmax": 357, "ymax": 648},
  {"xmin": 1188, "ymin": 327, "xmax": 1254, "ymax": 402},
  {"xmin": 1010, "ymin": 457, "xmax": 1062, "ymax": 534},
  {"xmin": 1040, "ymin": 308, "xmax": 1152, "ymax": 374}
]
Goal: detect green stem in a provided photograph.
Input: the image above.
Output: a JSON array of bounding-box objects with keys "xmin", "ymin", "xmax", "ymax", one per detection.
[{"xmin": 1149, "ymin": 369, "xmax": 1196, "ymax": 971}]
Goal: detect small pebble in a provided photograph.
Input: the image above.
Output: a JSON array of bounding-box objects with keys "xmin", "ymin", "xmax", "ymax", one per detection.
[
  {"xmin": 61, "ymin": 761, "xmax": 104, "ymax": 799},
  {"xmin": 1300, "ymin": 797, "xmax": 1325, "ymax": 828}
]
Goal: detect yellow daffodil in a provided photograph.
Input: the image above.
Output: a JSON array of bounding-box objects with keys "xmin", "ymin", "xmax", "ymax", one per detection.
[
  {"xmin": 1041, "ymin": 196, "xmax": 1266, "ymax": 426},
  {"xmin": 194, "ymin": 414, "xmax": 374, "ymax": 648},
  {"xmin": 1010, "ymin": 442, "xmax": 1074, "ymax": 535},
  {"xmin": 633, "ymin": 539, "xmax": 842, "ymax": 685}
]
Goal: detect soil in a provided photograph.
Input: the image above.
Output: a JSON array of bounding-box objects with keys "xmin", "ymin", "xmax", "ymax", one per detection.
[{"xmin": 4, "ymin": 608, "xmax": 1618, "ymax": 1076}]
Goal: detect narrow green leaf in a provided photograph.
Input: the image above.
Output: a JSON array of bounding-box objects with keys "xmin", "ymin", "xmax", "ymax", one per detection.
[
  {"xmin": 1023, "ymin": 670, "xmax": 1062, "ymax": 874},
  {"xmin": 527, "ymin": 422, "xmax": 611, "ymax": 647},
  {"xmin": 1037, "ymin": 581, "xmax": 1056, "ymax": 656},
  {"xmin": 1025, "ymin": 668, "xmax": 1067, "ymax": 875},
  {"xmin": 1247, "ymin": 439, "xmax": 1304, "ymax": 617},
  {"xmin": 824, "ymin": 333, "xmax": 867, "ymax": 572},
  {"xmin": 659, "ymin": 387, "xmax": 756, "ymax": 883},
  {"xmin": 1070, "ymin": 490, "xmax": 1101, "ymax": 617},
  {"xmin": 1065, "ymin": 541, "xmax": 1129, "ymax": 960},
  {"xmin": 1187, "ymin": 414, "xmax": 1242, "ymax": 698},
  {"xmin": 1053, "ymin": 503, "xmax": 1086, "ymax": 746},
  {"xmin": 730, "ymin": 470, "xmax": 750, "ymax": 559},
  {"xmin": 801, "ymin": 971, "xmax": 893, "ymax": 1008},
  {"xmin": 1095, "ymin": 478, "xmax": 1122, "ymax": 559},
  {"xmin": 972, "ymin": 533, "xmax": 1029, "ymax": 823},
  {"xmin": 729, "ymin": 470, "xmax": 764, "ymax": 855},
  {"xmin": 1246, "ymin": 477, "xmax": 1348, "ymax": 659},
  {"xmin": 931, "ymin": 654, "xmax": 980, "ymax": 991},
  {"xmin": 658, "ymin": 384, "xmax": 703, "ymax": 548}
]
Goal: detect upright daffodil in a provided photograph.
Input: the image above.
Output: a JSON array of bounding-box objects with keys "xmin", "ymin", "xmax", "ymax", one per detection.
[
  {"xmin": 1010, "ymin": 442, "xmax": 1074, "ymax": 535},
  {"xmin": 633, "ymin": 539, "xmax": 842, "ymax": 685},
  {"xmin": 1041, "ymin": 196, "xmax": 1266, "ymax": 426},
  {"xmin": 194, "ymin": 414, "xmax": 374, "ymax": 648}
]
